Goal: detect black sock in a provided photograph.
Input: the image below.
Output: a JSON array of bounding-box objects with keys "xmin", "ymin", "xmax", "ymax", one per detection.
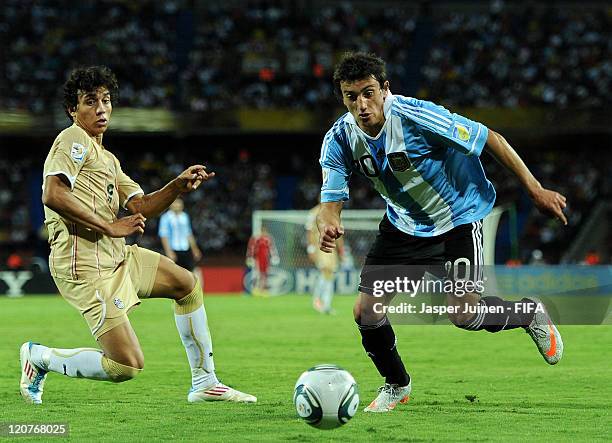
[
  {"xmin": 357, "ymin": 318, "xmax": 410, "ymax": 386},
  {"xmin": 462, "ymin": 296, "xmax": 536, "ymax": 333}
]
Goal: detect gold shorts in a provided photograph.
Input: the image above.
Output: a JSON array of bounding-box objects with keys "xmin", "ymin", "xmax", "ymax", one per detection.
[
  {"xmin": 53, "ymin": 244, "xmax": 161, "ymax": 339},
  {"xmin": 314, "ymin": 250, "xmax": 338, "ymax": 272}
]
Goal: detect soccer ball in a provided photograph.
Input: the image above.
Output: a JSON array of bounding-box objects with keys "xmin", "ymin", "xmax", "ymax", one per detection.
[{"xmin": 293, "ymin": 364, "xmax": 359, "ymax": 429}]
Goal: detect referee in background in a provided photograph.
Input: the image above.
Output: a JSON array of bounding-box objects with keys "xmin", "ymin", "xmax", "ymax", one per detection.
[{"xmin": 158, "ymin": 198, "xmax": 202, "ymax": 272}]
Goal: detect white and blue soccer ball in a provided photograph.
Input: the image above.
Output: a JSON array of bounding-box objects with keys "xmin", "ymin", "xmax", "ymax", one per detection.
[{"xmin": 293, "ymin": 364, "xmax": 359, "ymax": 429}]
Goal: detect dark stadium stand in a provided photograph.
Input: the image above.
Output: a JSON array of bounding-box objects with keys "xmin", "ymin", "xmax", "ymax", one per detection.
[
  {"xmin": 1, "ymin": 1, "xmax": 609, "ymax": 112},
  {"xmin": 0, "ymin": 0, "xmax": 610, "ymax": 266}
]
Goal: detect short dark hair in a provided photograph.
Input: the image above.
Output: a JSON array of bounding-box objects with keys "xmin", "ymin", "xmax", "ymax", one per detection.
[
  {"xmin": 63, "ymin": 66, "xmax": 119, "ymax": 120},
  {"xmin": 332, "ymin": 52, "xmax": 387, "ymax": 99}
]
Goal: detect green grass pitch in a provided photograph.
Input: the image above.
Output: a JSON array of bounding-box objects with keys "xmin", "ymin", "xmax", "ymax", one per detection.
[{"xmin": 1, "ymin": 294, "xmax": 610, "ymax": 442}]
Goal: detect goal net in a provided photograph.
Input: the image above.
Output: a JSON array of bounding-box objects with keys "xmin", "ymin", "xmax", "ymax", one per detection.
[{"xmin": 249, "ymin": 208, "xmax": 504, "ymax": 295}]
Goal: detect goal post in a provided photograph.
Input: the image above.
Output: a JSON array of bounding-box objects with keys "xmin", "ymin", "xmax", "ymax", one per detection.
[{"xmin": 249, "ymin": 207, "xmax": 505, "ymax": 295}]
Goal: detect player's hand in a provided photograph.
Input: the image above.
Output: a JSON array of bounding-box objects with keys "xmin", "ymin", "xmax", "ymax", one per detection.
[
  {"xmin": 174, "ymin": 165, "xmax": 216, "ymax": 193},
  {"xmin": 319, "ymin": 225, "xmax": 344, "ymax": 253},
  {"xmin": 107, "ymin": 213, "xmax": 146, "ymax": 237},
  {"xmin": 271, "ymin": 255, "xmax": 280, "ymax": 266},
  {"xmin": 168, "ymin": 251, "xmax": 177, "ymax": 262},
  {"xmin": 530, "ymin": 187, "xmax": 568, "ymax": 225},
  {"xmin": 246, "ymin": 257, "xmax": 255, "ymax": 267},
  {"xmin": 192, "ymin": 248, "xmax": 202, "ymax": 262}
]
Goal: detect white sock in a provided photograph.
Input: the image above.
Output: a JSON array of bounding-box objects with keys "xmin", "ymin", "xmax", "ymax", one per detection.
[
  {"xmin": 175, "ymin": 306, "xmax": 218, "ymax": 390},
  {"xmin": 321, "ymin": 277, "xmax": 334, "ymax": 311},
  {"xmin": 312, "ymin": 274, "xmax": 324, "ymax": 304},
  {"xmin": 30, "ymin": 344, "xmax": 110, "ymax": 380}
]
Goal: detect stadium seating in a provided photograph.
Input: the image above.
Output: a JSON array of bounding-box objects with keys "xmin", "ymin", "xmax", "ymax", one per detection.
[{"xmin": 0, "ymin": 1, "xmax": 609, "ymax": 266}]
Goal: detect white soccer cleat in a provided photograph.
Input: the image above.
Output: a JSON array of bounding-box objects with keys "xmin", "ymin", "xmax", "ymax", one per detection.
[
  {"xmin": 525, "ymin": 298, "xmax": 564, "ymax": 365},
  {"xmin": 19, "ymin": 342, "xmax": 48, "ymax": 405},
  {"xmin": 188, "ymin": 383, "xmax": 257, "ymax": 403},
  {"xmin": 363, "ymin": 382, "xmax": 411, "ymax": 413}
]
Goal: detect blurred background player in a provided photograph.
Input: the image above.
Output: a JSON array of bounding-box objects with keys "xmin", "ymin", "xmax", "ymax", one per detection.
[
  {"xmin": 306, "ymin": 203, "xmax": 344, "ymax": 314},
  {"xmin": 246, "ymin": 226, "xmax": 279, "ymax": 295},
  {"xmin": 158, "ymin": 198, "xmax": 202, "ymax": 273},
  {"xmin": 317, "ymin": 52, "xmax": 567, "ymax": 413},
  {"xmin": 20, "ymin": 66, "xmax": 255, "ymax": 405}
]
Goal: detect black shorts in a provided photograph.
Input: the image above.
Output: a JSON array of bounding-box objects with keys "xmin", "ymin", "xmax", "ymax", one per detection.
[
  {"xmin": 174, "ymin": 250, "xmax": 195, "ymax": 271},
  {"xmin": 358, "ymin": 215, "xmax": 484, "ymax": 295}
]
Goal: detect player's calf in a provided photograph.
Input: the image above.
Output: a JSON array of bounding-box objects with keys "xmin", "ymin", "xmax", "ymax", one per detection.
[
  {"xmin": 449, "ymin": 295, "xmax": 538, "ymax": 333},
  {"xmin": 446, "ymin": 292, "xmax": 481, "ymax": 327},
  {"xmin": 31, "ymin": 343, "xmax": 143, "ymax": 382},
  {"xmin": 19, "ymin": 343, "xmax": 143, "ymax": 405},
  {"xmin": 174, "ymin": 279, "xmax": 219, "ymax": 393},
  {"xmin": 355, "ymin": 295, "xmax": 410, "ymax": 389}
]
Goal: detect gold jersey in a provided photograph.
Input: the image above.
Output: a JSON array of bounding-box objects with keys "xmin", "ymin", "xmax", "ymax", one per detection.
[{"xmin": 43, "ymin": 124, "xmax": 143, "ymax": 280}]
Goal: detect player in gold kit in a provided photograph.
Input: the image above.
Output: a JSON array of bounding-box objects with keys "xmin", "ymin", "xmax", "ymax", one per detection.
[
  {"xmin": 306, "ymin": 204, "xmax": 343, "ymax": 314},
  {"xmin": 20, "ymin": 66, "xmax": 255, "ymax": 405}
]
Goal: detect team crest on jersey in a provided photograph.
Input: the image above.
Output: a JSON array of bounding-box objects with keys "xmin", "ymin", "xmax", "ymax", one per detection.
[
  {"xmin": 70, "ymin": 142, "xmax": 87, "ymax": 163},
  {"xmin": 113, "ymin": 297, "xmax": 125, "ymax": 309},
  {"xmin": 452, "ymin": 123, "xmax": 472, "ymax": 142},
  {"xmin": 388, "ymin": 152, "xmax": 412, "ymax": 172}
]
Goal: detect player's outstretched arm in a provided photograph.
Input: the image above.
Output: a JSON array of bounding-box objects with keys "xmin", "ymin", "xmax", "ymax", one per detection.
[
  {"xmin": 188, "ymin": 235, "xmax": 202, "ymax": 261},
  {"xmin": 127, "ymin": 165, "xmax": 215, "ymax": 218},
  {"xmin": 316, "ymin": 201, "xmax": 345, "ymax": 253},
  {"xmin": 43, "ymin": 175, "xmax": 145, "ymax": 237},
  {"xmin": 160, "ymin": 236, "xmax": 177, "ymax": 262},
  {"xmin": 485, "ymin": 129, "xmax": 568, "ymax": 225}
]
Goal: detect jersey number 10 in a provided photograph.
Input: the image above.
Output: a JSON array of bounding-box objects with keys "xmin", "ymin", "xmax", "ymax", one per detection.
[{"xmin": 352, "ymin": 154, "xmax": 380, "ymax": 177}]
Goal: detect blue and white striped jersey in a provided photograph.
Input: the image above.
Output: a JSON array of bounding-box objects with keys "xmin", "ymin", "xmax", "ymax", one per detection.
[
  {"xmin": 158, "ymin": 210, "xmax": 193, "ymax": 251},
  {"xmin": 320, "ymin": 94, "xmax": 495, "ymax": 237}
]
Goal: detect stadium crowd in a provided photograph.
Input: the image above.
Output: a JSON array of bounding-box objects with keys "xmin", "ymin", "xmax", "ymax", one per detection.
[
  {"xmin": 0, "ymin": 0, "xmax": 180, "ymax": 112},
  {"xmin": 420, "ymin": 3, "xmax": 611, "ymax": 108},
  {"xmin": 0, "ymin": 0, "xmax": 609, "ymax": 267},
  {"xmin": 1, "ymin": 1, "xmax": 609, "ymax": 112},
  {"xmin": 0, "ymin": 144, "xmax": 609, "ymax": 268}
]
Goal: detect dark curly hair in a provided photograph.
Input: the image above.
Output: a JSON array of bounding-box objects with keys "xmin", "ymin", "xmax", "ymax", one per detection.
[
  {"xmin": 332, "ymin": 52, "xmax": 387, "ymax": 100},
  {"xmin": 63, "ymin": 66, "xmax": 119, "ymax": 120}
]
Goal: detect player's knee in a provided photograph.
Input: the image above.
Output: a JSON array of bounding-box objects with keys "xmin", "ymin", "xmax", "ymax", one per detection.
[
  {"xmin": 170, "ymin": 267, "xmax": 197, "ymax": 297},
  {"xmin": 175, "ymin": 277, "xmax": 203, "ymax": 315},
  {"xmin": 118, "ymin": 351, "xmax": 145, "ymax": 370},
  {"xmin": 355, "ymin": 294, "xmax": 386, "ymax": 325},
  {"xmin": 102, "ymin": 355, "xmax": 143, "ymax": 383}
]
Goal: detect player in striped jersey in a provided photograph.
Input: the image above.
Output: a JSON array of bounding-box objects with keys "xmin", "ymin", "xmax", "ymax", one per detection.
[
  {"xmin": 20, "ymin": 66, "xmax": 255, "ymax": 405},
  {"xmin": 317, "ymin": 53, "xmax": 567, "ymax": 413},
  {"xmin": 159, "ymin": 198, "xmax": 202, "ymax": 273}
]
